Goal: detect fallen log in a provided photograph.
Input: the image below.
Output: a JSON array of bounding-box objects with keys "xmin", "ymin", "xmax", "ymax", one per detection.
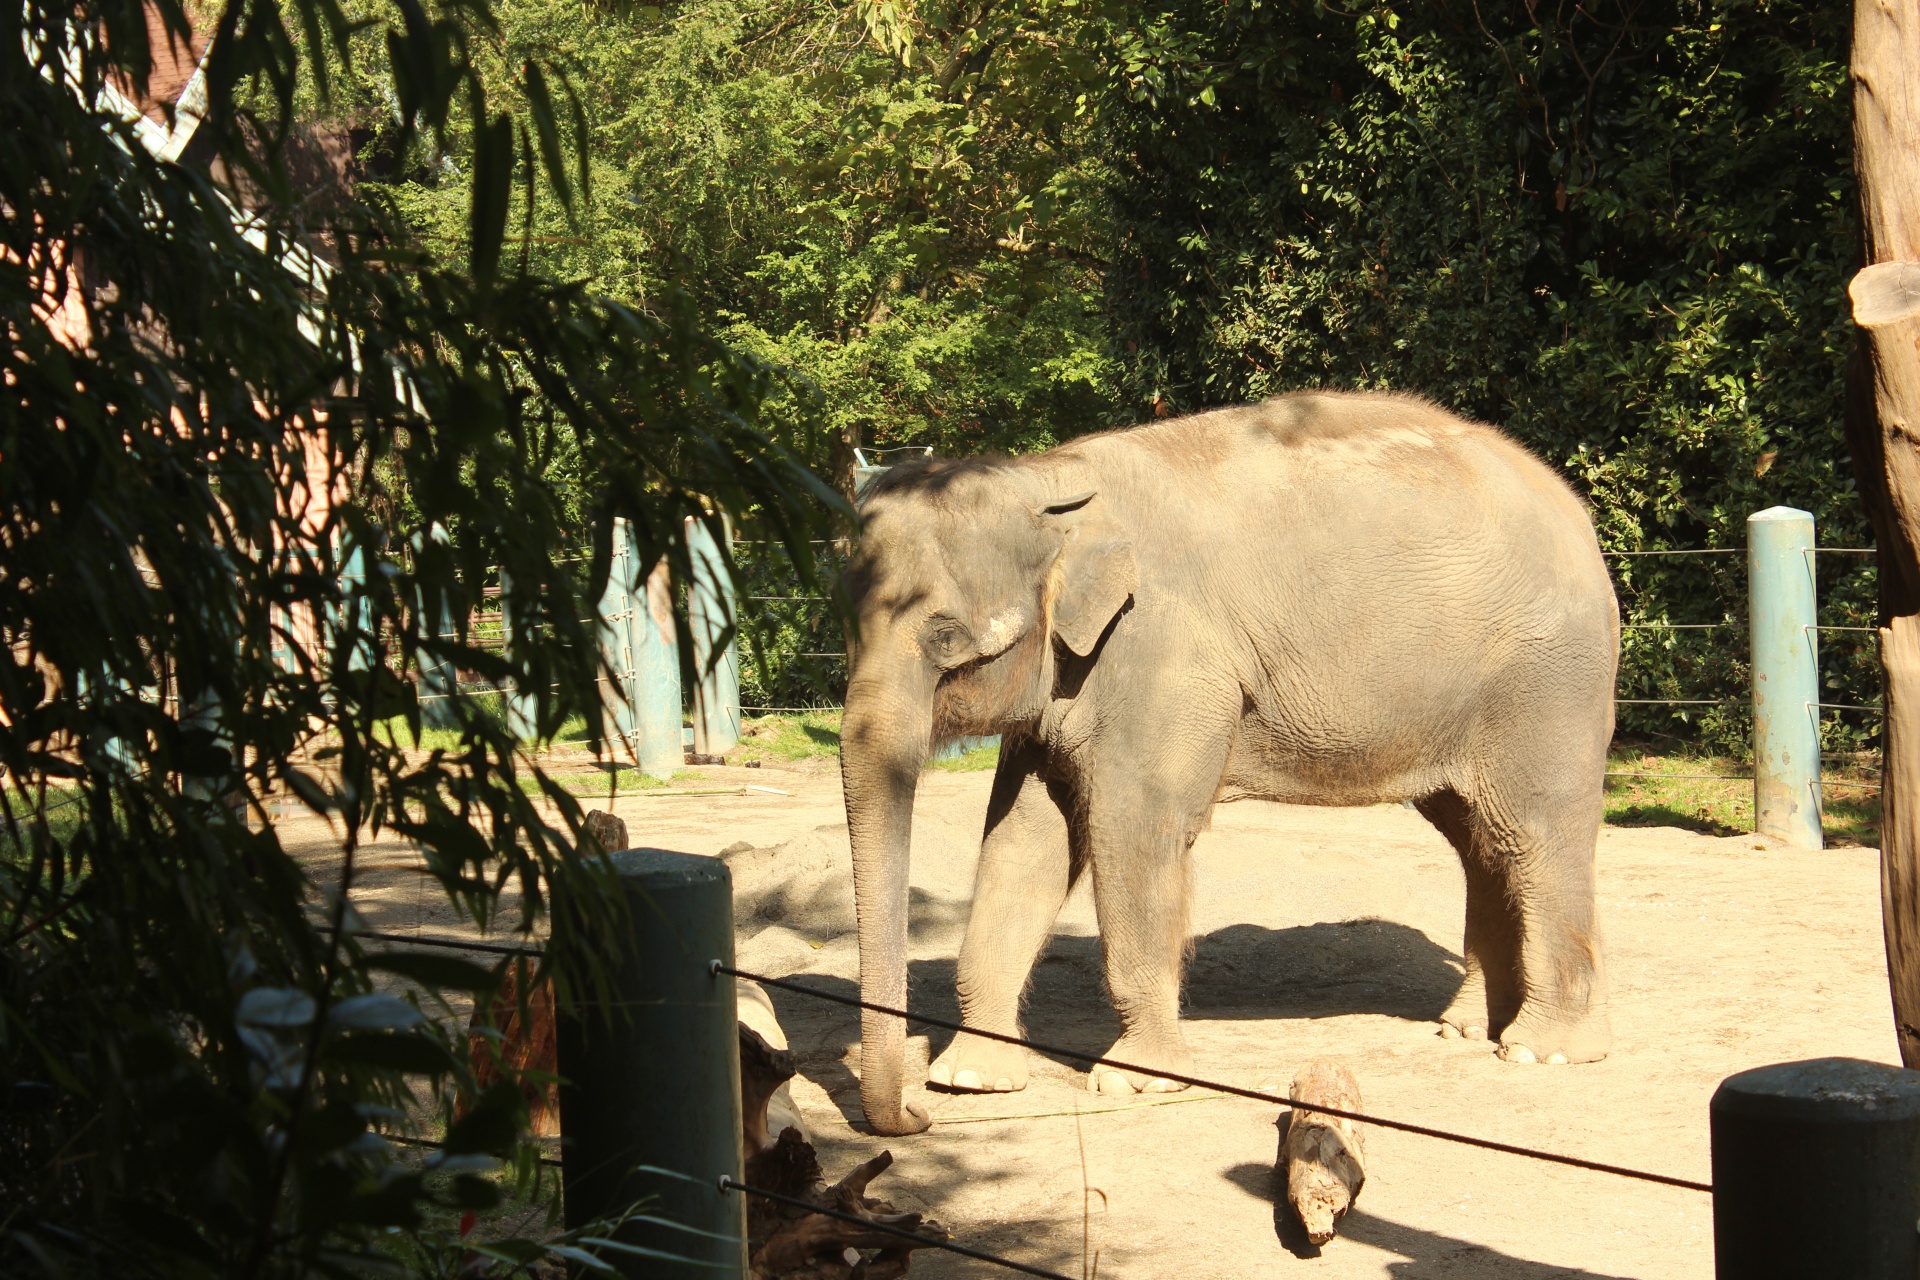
[{"xmin": 1285, "ymin": 1059, "xmax": 1367, "ymax": 1246}]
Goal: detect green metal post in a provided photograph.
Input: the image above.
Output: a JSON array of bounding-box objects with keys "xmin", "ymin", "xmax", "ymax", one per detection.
[
  {"xmin": 557, "ymin": 848, "xmax": 745, "ymax": 1278},
  {"xmin": 687, "ymin": 516, "xmax": 740, "ymax": 756},
  {"xmin": 596, "ymin": 521, "xmax": 641, "ymax": 749},
  {"xmin": 1748, "ymin": 506, "xmax": 1823, "ymax": 849},
  {"xmin": 1712, "ymin": 1058, "xmax": 1920, "ymax": 1277},
  {"xmin": 625, "ymin": 526, "xmax": 684, "ymax": 779}
]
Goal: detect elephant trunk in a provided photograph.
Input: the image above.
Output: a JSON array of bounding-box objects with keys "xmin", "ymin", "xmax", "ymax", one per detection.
[{"xmin": 840, "ymin": 654, "xmax": 936, "ymax": 1136}]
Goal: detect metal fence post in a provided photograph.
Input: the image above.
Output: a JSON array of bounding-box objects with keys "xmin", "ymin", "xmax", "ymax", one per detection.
[
  {"xmin": 687, "ymin": 515, "xmax": 740, "ymax": 756},
  {"xmin": 596, "ymin": 521, "xmax": 641, "ymax": 749},
  {"xmin": 557, "ymin": 848, "xmax": 745, "ymax": 1278},
  {"xmin": 1748, "ymin": 506, "xmax": 1823, "ymax": 849},
  {"xmin": 1711, "ymin": 1057, "xmax": 1920, "ymax": 1277},
  {"xmin": 629, "ymin": 537, "xmax": 684, "ymax": 779}
]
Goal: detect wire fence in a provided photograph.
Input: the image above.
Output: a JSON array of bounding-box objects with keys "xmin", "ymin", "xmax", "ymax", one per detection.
[{"xmin": 347, "ymin": 928, "xmax": 1714, "ymax": 1197}]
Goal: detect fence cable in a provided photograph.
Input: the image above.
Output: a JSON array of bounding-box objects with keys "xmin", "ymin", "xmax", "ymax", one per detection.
[{"xmin": 716, "ymin": 963, "xmax": 1713, "ymax": 1194}]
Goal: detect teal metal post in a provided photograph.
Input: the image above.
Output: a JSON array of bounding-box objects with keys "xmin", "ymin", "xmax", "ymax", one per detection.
[
  {"xmin": 556, "ymin": 848, "xmax": 745, "ymax": 1278},
  {"xmin": 1749, "ymin": 506, "xmax": 1823, "ymax": 849},
  {"xmin": 596, "ymin": 521, "xmax": 641, "ymax": 749},
  {"xmin": 624, "ymin": 525, "xmax": 684, "ymax": 779},
  {"xmin": 687, "ymin": 515, "xmax": 740, "ymax": 756}
]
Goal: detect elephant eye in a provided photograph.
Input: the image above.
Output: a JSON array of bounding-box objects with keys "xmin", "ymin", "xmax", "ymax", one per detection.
[{"xmin": 923, "ymin": 619, "xmax": 972, "ymax": 665}]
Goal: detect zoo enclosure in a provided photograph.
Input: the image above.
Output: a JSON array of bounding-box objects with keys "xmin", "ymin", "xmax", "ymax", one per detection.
[{"xmin": 416, "ymin": 503, "xmax": 1881, "ymax": 842}]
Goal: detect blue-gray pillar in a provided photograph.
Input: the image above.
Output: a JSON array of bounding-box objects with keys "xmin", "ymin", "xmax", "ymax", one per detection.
[
  {"xmin": 596, "ymin": 521, "xmax": 641, "ymax": 750},
  {"xmin": 1749, "ymin": 507, "xmax": 1823, "ymax": 849},
  {"xmin": 687, "ymin": 515, "xmax": 740, "ymax": 756},
  {"xmin": 1712, "ymin": 1058, "xmax": 1920, "ymax": 1277},
  {"xmin": 557, "ymin": 848, "xmax": 744, "ymax": 1278},
  {"xmin": 625, "ymin": 527, "xmax": 683, "ymax": 779}
]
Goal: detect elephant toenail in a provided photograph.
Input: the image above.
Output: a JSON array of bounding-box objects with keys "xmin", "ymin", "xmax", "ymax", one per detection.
[
  {"xmin": 1546, "ymin": 1052, "xmax": 1568, "ymax": 1065},
  {"xmin": 1095, "ymin": 1071, "xmax": 1133, "ymax": 1096},
  {"xmin": 1439, "ymin": 1023, "xmax": 1461, "ymax": 1039},
  {"xmin": 1462, "ymin": 1024, "xmax": 1488, "ymax": 1041},
  {"xmin": 994, "ymin": 1077, "xmax": 1014, "ymax": 1092},
  {"xmin": 1502, "ymin": 1043, "xmax": 1537, "ymax": 1064},
  {"xmin": 954, "ymin": 1069, "xmax": 983, "ymax": 1089},
  {"xmin": 928, "ymin": 1062, "xmax": 952, "ymax": 1085}
]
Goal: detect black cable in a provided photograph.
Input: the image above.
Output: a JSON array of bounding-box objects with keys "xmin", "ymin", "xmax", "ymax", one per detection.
[
  {"xmin": 718, "ymin": 962, "xmax": 1713, "ymax": 1195},
  {"xmin": 717, "ymin": 1176, "xmax": 1075, "ymax": 1280},
  {"xmin": 328, "ymin": 927, "xmax": 543, "ymax": 957}
]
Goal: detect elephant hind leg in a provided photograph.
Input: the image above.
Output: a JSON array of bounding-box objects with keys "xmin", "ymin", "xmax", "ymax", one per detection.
[
  {"xmin": 1453, "ymin": 786, "xmax": 1611, "ymax": 1065},
  {"xmin": 1416, "ymin": 789, "xmax": 1523, "ymax": 1041}
]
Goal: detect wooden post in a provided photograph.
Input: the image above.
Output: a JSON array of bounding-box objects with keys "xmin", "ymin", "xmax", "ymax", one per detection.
[{"xmin": 1844, "ymin": 0, "xmax": 1920, "ymax": 1067}]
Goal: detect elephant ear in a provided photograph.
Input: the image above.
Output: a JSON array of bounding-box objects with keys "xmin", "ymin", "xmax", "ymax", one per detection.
[{"xmin": 1045, "ymin": 493, "xmax": 1137, "ymax": 657}]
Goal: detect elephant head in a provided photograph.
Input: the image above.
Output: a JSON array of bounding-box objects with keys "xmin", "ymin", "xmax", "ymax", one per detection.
[{"xmin": 838, "ymin": 456, "xmax": 1137, "ymax": 1134}]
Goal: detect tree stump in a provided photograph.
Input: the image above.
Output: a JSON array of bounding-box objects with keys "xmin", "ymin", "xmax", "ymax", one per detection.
[{"xmin": 1284, "ymin": 1060, "xmax": 1366, "ymax": 1246}]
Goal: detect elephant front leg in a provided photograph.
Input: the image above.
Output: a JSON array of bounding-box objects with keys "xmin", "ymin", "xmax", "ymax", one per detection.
[
  {"xmin": 1086, "ymin": 811, "xmax": 1203, "ymax": 1096},
  {"xmin": 929, "ymin": 751, "xmax": 1074, "ymax": 1094}
]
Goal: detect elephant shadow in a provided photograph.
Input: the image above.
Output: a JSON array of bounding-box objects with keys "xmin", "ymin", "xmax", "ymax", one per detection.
[{"xmin": 762, "ymin": 918, "xmax": 1462, "ymax": 1129}]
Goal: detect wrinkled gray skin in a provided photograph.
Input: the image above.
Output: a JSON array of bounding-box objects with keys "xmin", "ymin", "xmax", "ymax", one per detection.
[{"xmin": 839, "ymin": 391, "xmax": 1619, "ymax": 1136}]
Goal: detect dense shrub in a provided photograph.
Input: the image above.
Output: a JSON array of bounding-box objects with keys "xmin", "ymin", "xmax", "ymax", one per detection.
[{"xmin": 1101, "ymin": 0, "xmax": 1872, "ymax": 753}]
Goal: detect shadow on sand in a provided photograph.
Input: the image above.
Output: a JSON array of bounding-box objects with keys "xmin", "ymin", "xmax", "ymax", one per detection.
[
  {"xmin": 762, "ymin": 917, "xmax": 1462, "ymax": 1129},
  {"xmin": 1220, "ymin": 1117, "xmax": 1638, "ymax": 1277}
]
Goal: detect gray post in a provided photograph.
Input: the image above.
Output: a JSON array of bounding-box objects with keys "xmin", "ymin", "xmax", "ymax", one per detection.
[
  {"xmin": 596, "ymin": 520, "xmax": 641, "ymax": 749},
  {"xmin": 628, "ymin": 552, "xmax": 684, "ymax": 779},
  {"xmin": 1712, "ymin": 1057, "xmax": 1920, "ymax": 1277},
  {"xmin": 687, "ymin": 515, "xmax": 740, "ymax": 756},
  {"xmin": 1748, "ymin": 506, "xmax": 1823, "ymax": 849},
  {"xmin": 557, "ymin": 848, "xmax": 745, "ymax": 1278}
]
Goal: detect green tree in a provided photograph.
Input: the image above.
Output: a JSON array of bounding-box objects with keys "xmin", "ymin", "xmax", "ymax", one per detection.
[
  {"xmin": 352, "ymin": 0, "xmax": 1123, "ymax": 499},
  {"xmin": 1101, "ymin": 0, "xmax": 1869, "ymax": 753},
  {"xmin": 0, "ymin": 0, "xmax": 835, "ymax": 1270}
]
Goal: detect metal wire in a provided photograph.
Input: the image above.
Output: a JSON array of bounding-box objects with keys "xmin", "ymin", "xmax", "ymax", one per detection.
[
  {"xmin": 717, "ymin": 963, "xmax": 1714, "ymax": 1194},
  {"xmin": 1604, "ymin": 549, "xmax": 1740, "ymax": 556},
  {"xmin": 1606, "ymin": 772, "xmax": 1751, "ymax": 782}
]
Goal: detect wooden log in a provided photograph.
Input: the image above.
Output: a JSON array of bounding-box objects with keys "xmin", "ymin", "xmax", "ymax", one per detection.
[
  {"xmin": 1846, "ymin": 0, "xmax": 1920, "ymax": 1069},
  {"xmin": 582, "ymin": 807, "xmax": 629, "ymax": 855},
  {"xmin": 746, "ymin": 1141, "xmax": 946, "ymax": 1279},
  {"xmin": 1284, "ymin": 1060, "xmax": 1366, "ymax": 1246}
]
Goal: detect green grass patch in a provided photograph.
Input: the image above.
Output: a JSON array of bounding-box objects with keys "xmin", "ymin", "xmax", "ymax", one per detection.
[
  {"xmin": 731, "ymin": 711, "xmax": 842, "ymax": 763},
  {"xmin": 527, "ymin": 767, "xmax": 707, "ymax": 798},
  {"xmin": 928, "ymin": 742, "xmax": 1001, "ymax": 772},
  {"xmin": 1603, "ymin": 746, "xmax": 1879, "ymax": 847}
]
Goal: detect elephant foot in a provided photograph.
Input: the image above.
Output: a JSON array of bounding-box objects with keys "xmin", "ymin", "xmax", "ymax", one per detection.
[
  {"xmin": 1087, "ymin": 1033, "xmax": 1194, "ymax": 1096},
  {"xmin": 1437, "ymin": 1017, "xmax": 1487, "ymax": 1041},
  {"xmin": 1495, "ymin": 1006, "xmax": 1611, "ymax": 1066},
  {"xmin": 1437, "ymin": 974, "xmax": 1491, "ymax": 1041},
  {"xmin": 928, "ymin": 1031, "xmax": 1028, "ymax": 1093}
]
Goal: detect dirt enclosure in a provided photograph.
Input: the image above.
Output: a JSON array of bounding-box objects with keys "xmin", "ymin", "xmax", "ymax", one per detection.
[{"xmin": 291, "ymin": 759, "xmax": 1898, "ymax": 1279}]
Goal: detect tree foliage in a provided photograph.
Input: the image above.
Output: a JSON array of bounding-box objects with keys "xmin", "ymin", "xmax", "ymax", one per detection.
[
  {"xmin": 345, "ymin": 0, "xmax": 1125, "ymax": 498},
  {"xmin": 0, "ymin": 0, "xmax": 835, "ymax": 1270},
  {"xmin": 1102, "ymin": 0, "xmax": 1870, "ymax": 752}
]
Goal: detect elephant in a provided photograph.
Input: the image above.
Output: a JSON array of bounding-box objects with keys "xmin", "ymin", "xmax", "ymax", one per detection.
[{"xmin": 837, "ymin": 390, "xmax": 1619, "ymax": 1136}]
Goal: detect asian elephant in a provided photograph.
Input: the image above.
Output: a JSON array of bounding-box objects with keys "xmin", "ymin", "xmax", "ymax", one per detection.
[{"xmin": 838, "ymin": 390, "xmax": 1619, "ymax": 1137}]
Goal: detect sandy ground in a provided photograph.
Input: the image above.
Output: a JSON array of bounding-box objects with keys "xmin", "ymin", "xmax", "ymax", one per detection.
[{"xmin": 285, "ymin": 759, "xmax": 1899, "ymax": 1279}]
